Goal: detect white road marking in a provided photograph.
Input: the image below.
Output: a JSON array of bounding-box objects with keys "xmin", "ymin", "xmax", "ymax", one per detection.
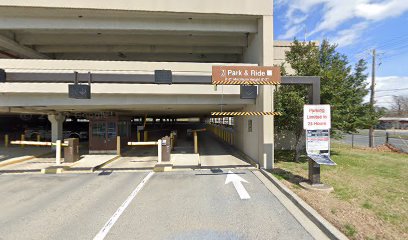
[
  {"xmin": 225, "ymin": 170, "xmax": 250, "ymax": 200},
  {"xmin": 93, "ymin": 172, "xmax": 155, "ymax": 240}
]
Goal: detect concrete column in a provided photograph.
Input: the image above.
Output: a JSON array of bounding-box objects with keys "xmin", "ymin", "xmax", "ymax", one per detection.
[
  {"xmin": 48, "ymin": 113, "xmax": 65, "ymax": 144},
  {"xmin": 238, "ymin": 15, "xmax": 275, "ymax": 169},
  {"xmin": 257, "ymin": 15, "xmax": 275, "ymax": 170}
]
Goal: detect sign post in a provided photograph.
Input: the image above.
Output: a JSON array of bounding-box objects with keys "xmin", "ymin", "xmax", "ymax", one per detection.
[{"xmin": 303, "ymin": 105, "xmax": 336, "ymax": 188}]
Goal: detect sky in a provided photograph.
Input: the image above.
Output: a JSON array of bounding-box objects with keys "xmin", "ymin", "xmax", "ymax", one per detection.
[{"xmin": 274, "ymin": 0, "xmax": 408, "ymax": 108}]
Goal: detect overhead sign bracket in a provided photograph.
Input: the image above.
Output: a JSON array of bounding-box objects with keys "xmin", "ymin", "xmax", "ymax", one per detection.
[{"xmin": 68, "ymin": 71, "xmax": 91, "ymax": 99}]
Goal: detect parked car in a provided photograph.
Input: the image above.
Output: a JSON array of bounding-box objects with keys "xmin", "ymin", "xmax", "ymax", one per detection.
[{"xmin": 24, "ymin": 128, "xmax": 88, "ymax": 141}]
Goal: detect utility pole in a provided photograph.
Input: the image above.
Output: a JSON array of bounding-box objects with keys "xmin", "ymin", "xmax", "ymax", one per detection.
[{"xmin": 369, "ymin": 49, "xmax": 376, "ymax": 148}]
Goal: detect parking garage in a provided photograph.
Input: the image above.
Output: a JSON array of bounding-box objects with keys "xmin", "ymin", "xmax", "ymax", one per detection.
[{"xmin": 0, "ymin": 0, "xmax": 276, "ymax": 171}]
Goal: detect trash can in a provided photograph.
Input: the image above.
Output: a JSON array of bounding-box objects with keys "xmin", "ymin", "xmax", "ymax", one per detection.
[
  {"xmin": 64, "ymin": 138, "xmax": 80, "ymax": 163},
  {"xmin": 161, "ymin": 136, "xmax": 171, "ymax": 162}
]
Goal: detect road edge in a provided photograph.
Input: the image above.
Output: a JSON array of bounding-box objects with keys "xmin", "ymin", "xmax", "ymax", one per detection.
[{"xmin": 259, "ymin": 168, "xmax": 348, "ymax": 240}]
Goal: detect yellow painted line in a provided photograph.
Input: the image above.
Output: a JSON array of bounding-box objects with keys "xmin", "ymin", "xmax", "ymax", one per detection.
[
  {"xmin": 4, "ymin": 134, "xmax": 8, "ymax": 148},
  {"xmin": 0, "ymin": 151, "xmax": 53, "ymax": 168}
]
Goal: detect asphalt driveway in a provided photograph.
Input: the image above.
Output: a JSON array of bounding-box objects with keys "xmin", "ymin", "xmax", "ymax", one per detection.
[{"xmin": 0, "ymin": 170, "xmax": 325, "ymax": 240}]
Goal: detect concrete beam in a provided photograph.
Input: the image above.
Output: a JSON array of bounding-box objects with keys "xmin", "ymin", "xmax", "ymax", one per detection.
[
  {"xmin": 53, "ymin": 53, "xmax": 240, "ymax": 63},
  {"xmin": 0, "ymin": 16, "xmax": 257, "ymax": 33},
  {"xmin": 0, "ymin": 0, "xmax": 273, "ymax": 16},
  {"xmin": 3, "ymin": 71, "xmax": 319, "ymax": 88},
  {"xmin": 0, "ymin": 59, "xmax": 257, "ymax": 72},
  {"xmin": 0, "ymin": 35, "xmax": 48, "ymax": 59},
  {"xmin": 0, "ymin": 94, "xmax": 253, "ymax": 112},
  {"xmin": 0, "ymin": 83, "xmax": 241, "ymax": 95},
  {"xmin": 18, "ymin": 34, "xmax": 248, "ymax": 47},
  {"xmin": 36, "ymin": 45, "xmax": 244, "ymax": 54}
]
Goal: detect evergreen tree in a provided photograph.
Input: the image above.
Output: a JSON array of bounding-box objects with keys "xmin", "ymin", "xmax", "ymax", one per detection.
[{"xmin": 275, "ymin": 40, "xmax": 380, "ymax": 161}]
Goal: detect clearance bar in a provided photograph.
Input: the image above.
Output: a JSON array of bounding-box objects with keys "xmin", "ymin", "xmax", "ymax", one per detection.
[
  {"xmin": 211, "ymin": 112, "xmax": 282, "ymax": 116},
  {"xmin": 212, "ymin": 66, "xmax": 281, "ymax": 85}
]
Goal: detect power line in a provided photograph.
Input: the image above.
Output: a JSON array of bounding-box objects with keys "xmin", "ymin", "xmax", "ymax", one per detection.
[
  {"xmin": 354, "ymin": 34, "xmax": 408, "ymax": 60},
  {"xmin": 375, "ymin": 34, "xmax": 408, "ymax": 49},
  {"xmin": 376, "ymin": 88, "xmax": 408, "ymax": 92}
]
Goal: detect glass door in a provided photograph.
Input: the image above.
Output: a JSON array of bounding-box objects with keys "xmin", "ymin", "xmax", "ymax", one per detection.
[
  {"xmin": 90, "ymin": 121, "xmax": 107, "ymax": 151},
  {"xmin": 106, "ymin": 121, "xmax": 117, "ymax": 150}
]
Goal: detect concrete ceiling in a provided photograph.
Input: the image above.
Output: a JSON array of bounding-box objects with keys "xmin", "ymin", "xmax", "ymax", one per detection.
[{"xmin": 0, "ymin": 6, "xmax": 258, "ymax": 62}]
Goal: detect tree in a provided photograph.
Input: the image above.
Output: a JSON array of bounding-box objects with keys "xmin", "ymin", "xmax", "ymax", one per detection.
[
  {"xmin": 275, "ymin": 40, "xmax": 380, "ymax": 161},
  {"xmin": 390, "ymin": 96, "xmax": 408, "ymax": 116},
  {"xmin": 275, "ymin": 84, "xmax": 308, "ymax": 162}
]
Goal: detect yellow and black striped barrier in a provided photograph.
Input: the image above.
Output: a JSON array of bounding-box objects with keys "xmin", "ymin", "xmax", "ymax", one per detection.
[
  {"xmin": 211, "ymin": 112, "xmax": 282, "ymax": 116},
  {"xmin": 213, "ymin": 80, "xmax": 280, "ymax": 85}
]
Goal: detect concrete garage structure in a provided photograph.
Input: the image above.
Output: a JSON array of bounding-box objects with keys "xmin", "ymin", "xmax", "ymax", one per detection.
[{"xmin": 0, "ymin": 0, "xmax": 279, "ymax": 169}]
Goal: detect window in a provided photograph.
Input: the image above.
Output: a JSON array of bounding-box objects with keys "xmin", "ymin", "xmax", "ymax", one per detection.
[{"xmin": 92, "ymin": 122, "xmax": 106, "ymax": 137}]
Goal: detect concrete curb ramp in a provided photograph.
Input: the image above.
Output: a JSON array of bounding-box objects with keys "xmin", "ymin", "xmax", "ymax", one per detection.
[
  {"xmin": 259, "ymin": 168, "xmax": 348, "ymax": 240},
  {"xmin": 67, "ymin": 155, "xmax": 121, "ymax": 173}
]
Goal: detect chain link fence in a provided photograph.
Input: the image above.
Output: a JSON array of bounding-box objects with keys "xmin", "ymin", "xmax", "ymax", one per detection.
[{"xmin": 338, "ymin": 130, "xmax": 408, "ymax": 153}]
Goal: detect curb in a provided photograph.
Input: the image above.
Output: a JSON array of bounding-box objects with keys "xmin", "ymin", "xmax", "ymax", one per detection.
[
  {"xmin": 0, "ymin": 151, "xmax": 53, "ymax": 168},
  {"xmin": 259, "ymin": 168, "xmax": 348, "ymax": 240},
  {"xmin": 154, "ymin": 163, "xmax": 173, "ymax": 172},
  {"xmin": 41, "ymin": 165, "xmax": 70, "ymax": 174}
]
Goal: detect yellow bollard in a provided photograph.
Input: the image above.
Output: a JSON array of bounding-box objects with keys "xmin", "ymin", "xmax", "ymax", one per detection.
[
  {"xmin": 170, "ymin": 132, "xmax": 175, "ymax": 151},
  {"xmin": 137, "ymin": 131, "xmax": 141, "ymax": 142},
  {"xmin": 117, "ymin": 136, "xmax": 121, "ymax": 156},
  {"xmin": 144, "ymin": 131, "xmax": 148, "ymax": 142},
  {"xmin": 4, "ymin": 134, "xmax": 8, "ymax": 148},
  {"xmin": 194, "ymin": 131, "xmax": 198, "ymax": 154},
  {"xmin": 21, "ymin": 134, "xmax": 25, "ymax": 148},
  {"xmin": 37, "ymin": 134, "xmax": 41, "ymax": 142}
]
